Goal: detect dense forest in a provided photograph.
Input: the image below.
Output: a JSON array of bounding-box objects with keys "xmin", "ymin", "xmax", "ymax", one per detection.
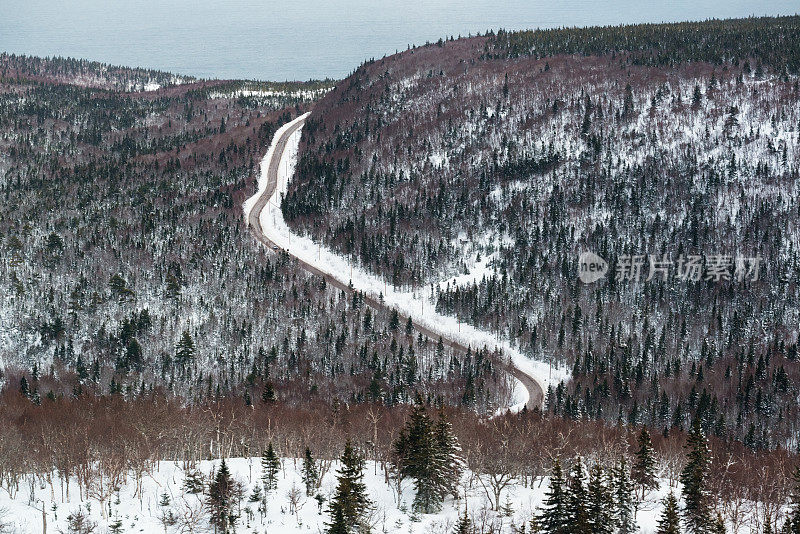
[
  {"xmin": 284, "ymin": 15, "xmax": 800, "ymax": 451},
  {"xmin": 3, "ymin": 16, "xmax": 800, "ymax": 534},
  {"xmin": 0, "ymin": 54, "xmax": 510, "ymax": 413},
  {"xmin": 486, "ymin": 15, "xmax": 800, "ymax": 74}
]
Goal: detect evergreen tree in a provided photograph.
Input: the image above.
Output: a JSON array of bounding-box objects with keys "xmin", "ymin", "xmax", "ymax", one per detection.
[
  {"xmin": 326, "ymin": 440, "xmax": 371, "ymax": 533},
  {"xmin": 692, "ymin": 84, "xmax": 703, "ymax": 109},
  {"xmin": 623, "ymin": 83, "xmax": 634, "ymax": 118},
  {"xmin": 261, "ymin": 382, "xmax": 276, "ymax": 403},
  {"xmin": 207, "ymin": 459, "xmax": 237, "ymax": 533},
  {"xmin": 657, "ymin": 492, "xmax": 681, "ymax": 534},
  {"xmin": 632, "ymin": 427, "xmax": 659, "ymax": 499},
  {"xmin": 19, "ymin": 376, "xmax": 29, "ymax": 398},
  {"xmin": 538, "ymin": 459, "xmax": 570, "ymax": 534},
  {"xmin": 783, "ymin": 466, "xmax": 800, "ymax": 533},
  {"xmin": 327, "ymin": 505, "xmax": 349, "ymax": 534},
  {"xmin": 389, "ymin": 309, "xmax": 400, "ymax": 331},
  {"xmin": 248, "ymin": 484, "xmax": 263, "ymax": 504},
  {"xmin": 302, "ymin": 447, "xmax": 320, "ymax": 496},
  {"xmin": 712, "ymin": 512, "xmax": 726, "ymax": 534},
  {"xmin": 261, "ymin": 442, "xmax": 281, "ymax": 493},
  {"xmin": 680, "ymin": 420, "xmax": 713, "ymax": 534},
  {"xmin": 395, "ymin": 399, "xmax": 463, "ymax": 513},
  {"xmin": 587, "ymin": 464, "xmax": 614, "ymax": 534},
  {"xmin": 183, "ymin": 469, "xmax": 205, "ymax": 494},
  {"xmin": 408, "ymin": 405, "xmax": 440, "ymax": 513},
  {"xmin": 566, "ymin": 458, "xmax": 591, "ymax": 534},
  {"xmin": 175, "ymin": 330, "xmax": 195, "ymax": 367},
  {"xmin": 613, "ymin": 458, "xmax": 637, "ymax": 534},
  {"xmin": 453, "ymin": 507, "xmax": 474, "ymax": 534},
  {"xmin": 433, "ymin": 409, "xmax": 465, "ymax": 500},
  {"xmin": 109, "ymin": 517, "xmax": 124, "ymax": 534}
]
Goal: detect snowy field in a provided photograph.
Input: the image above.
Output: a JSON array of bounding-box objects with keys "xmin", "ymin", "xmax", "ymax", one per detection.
[
  {"xmin": 243, "ymin": 115, "xmax": 567, "ymax": 412},
  {"xmin": 0, "ymin": 457, "xmax": 676, "ymax": 534}
]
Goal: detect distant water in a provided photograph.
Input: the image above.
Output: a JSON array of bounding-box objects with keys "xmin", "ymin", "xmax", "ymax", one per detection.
[{"xmin": 0, "ymin": 0, "xmax": 797, "ymax": 81}]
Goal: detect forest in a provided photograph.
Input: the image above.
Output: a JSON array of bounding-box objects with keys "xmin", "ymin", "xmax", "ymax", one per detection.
[
  {"xmin": 284, "ymin": 15, "xmax": 800, "ymax": 453},
  {"xmin": 2, "ymin": 15, "xmax": 800, "ymax": 534}
]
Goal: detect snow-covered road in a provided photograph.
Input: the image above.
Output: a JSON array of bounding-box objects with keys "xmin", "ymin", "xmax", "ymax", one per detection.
[{"xmin": 244, "ymin": 113, "xmax": 564, "ymax": 411}]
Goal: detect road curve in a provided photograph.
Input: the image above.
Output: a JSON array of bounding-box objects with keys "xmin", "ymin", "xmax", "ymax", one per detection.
[{"xmin": 247, "ymin": 114, "xmax": 544, "ymax": 410}]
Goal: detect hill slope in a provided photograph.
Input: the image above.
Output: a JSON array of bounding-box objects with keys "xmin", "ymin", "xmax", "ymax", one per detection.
[{"xmin": 284, "ymin": 16, "xmax": 800, "ymax": 449}]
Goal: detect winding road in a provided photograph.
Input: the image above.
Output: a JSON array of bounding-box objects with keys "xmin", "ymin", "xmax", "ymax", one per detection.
[{"xmin": 246, "ymin": 113, "xmax": 545, "ymax": 410}]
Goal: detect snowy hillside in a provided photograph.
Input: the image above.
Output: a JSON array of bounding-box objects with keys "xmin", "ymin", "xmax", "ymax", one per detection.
[{"xmin": 0, "ymin": 456, "xmax": 677, "ymax": 534}]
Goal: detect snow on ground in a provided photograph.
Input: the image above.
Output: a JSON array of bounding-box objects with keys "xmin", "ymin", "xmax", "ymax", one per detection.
[
  {"xmin": 0, "ymin": 457, "xmax": 676, "ymax": 534},
  {"xmin": 243, "ymin": 116, "xmax": 567, "ymax": 413},
  {"xmin": 210, "ymin": 87, "xmax": 331, "ymax": 100}
]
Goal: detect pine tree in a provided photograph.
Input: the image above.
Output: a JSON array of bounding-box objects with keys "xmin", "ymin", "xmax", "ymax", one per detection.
[
  {"xmin": 657, "ymin": 492, "xmax": 681, "ymax": 534},
  {"xmin": 302, "ymin": 447, "xmax": 320, "ymax": 496},
  {"xmin": 680, "ymin": 420, "xmax": 713, "ymax": 534},
  {"xmin": 410, "ymin": 409, "xmax": 439, "ymax": 513},
  {"xmin": 453, "ymin": 507, "xmax": 474, "ymax": 534},
  {"xmin": 248, "ymin": 484, "xmax": 263, "ymax": 504},
  {"xmin": 538, "ymin": 459, "xmax": 570, "ymax": 534},
  {"xmin": 433, "ymin": 409, "xmax": 465, "ymax": 500},
  {"xmin": 395, "ymin": 398, "xmax": 446, "ymax": 513},
  {"xmin": 389, "ymin": 309, "xmax": 400, "ymax": 331},
  {"xmin": 587, "ymin": 464, "xmax": 614, "ymax": 534},
  {"xmin": 783, "ymin": 466, "xmax": 800, "ymax": 533},
  {"xmin": 327, "ymin": 505, "xmax": 349, "ymax": 534},
  {"xmin": 19, "ymin": 376, "xmax": 29, "ymax": 398},
  {"xmin": 613, "ymin": 458, "xmax": 637, "ymax": 534},
  {"xmin": 632, "ymin": 427, "xmax": 659, "ymax": 499},
  {"xmin": 623, "ymin": 83, "xmax": 634, "ymax": 119},
  {"xmin": 326, "ymin": 440, "xmax": 371, "ymax": 533},
  {"xmin": 261, "ymin": 381, "xmax": 276, "ymax": 403},
  {"xmin": 261, "ymin": 442, "xmax": 281, "ymax": 493},
  {"xmin": 711, "ymin": 512, "xmax": 726, "ymax": 534},
  {"xmin": 183, "ymin": 469, "xmax": 205, "ymax": 494},
  {"xmin": 692, "ymin": 84, "xmax": 703, "ymax": 110},
  {"xmin": 175, "ymin": 330, "xmax": 195, "ymax": 367},
  {"xmin": 566, "ymin": 458, "xmax": 591, "ymax": 534},
  {"xmin": 207, "ymin": 459, "xmax": 237, "ymax": 533}
]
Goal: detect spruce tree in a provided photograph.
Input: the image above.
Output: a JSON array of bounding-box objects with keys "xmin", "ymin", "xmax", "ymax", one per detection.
[
  {"xmin": 395, "ymin": 398, "xmax": 452, "ymax": 513},
  {"xmin": 326, "ymin": 440, "xmax": 371, "ymax": 533},
  {"xmin": 433, "ymin": 409, "xmax": 465, "ymax": 500},
  {"xmin": 248, "ymin": 484, "xmax": 263, "ymax": 504},
  {"xmin": 261, "ymin": 442, "xmax": 281, "ymax": 493},
  {"xmin": 632, "ymin": 427, "xmax": 659, "ymax": 499},
  {"xmin": 566, "ymin": 458, "xmax": 591, "ymax": 534},
  {"xmin": 657, "ymin": 492, "xmax": 680, "ymax": 534},
  {"xmin": 207, "ymin": 459, "xmax": 237, "ymax": 533},
  {"xmin": 175, "ymin": 330, "xmax": 195, "ymax": 367},
  {"xmin": 587, "ymin": 464, "xmax": 614, "ymax": 534},
  {"xmin": 302, "ymin": 447, "xmax": 320, "ymax": 496},
  {"xmin": 409, "ymin": 409, "xmax": 439, "ymax": 513},
  {"xmin": 613, "ymin": 458, "xmax": 637, "ymax": 534},
  {"xmin": 680, "ymin": 420, "xmax": 713, "ymax": 534},
  {"xmin": 183, "ymin": 469, "xmax": 205, "ymax": 494},
  {"xmin": 538, "ymin": 459, "xmax": 570, "ymax": 534},
  {"xmin": 453, "ymin": 507, "xmax": 474, "ymax": 534},
  {"xmin": 711, "ymin": 512, "xmax": 726, "ymax": 534},
  {"xmin": 623, "ymin": 83, "xmax": 634, "ymax": 118},
  {"xmin": 783, "ymin": 466, "xmax": 800, "ymax": 533}
]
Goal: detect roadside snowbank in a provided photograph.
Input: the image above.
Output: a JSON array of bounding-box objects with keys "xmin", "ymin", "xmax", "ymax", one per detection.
[{"xmin": 244, "ymin": 116, "xmax": 567, "ymax": 411}]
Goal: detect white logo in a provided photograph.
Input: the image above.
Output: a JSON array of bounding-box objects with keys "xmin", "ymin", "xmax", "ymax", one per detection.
[{"xmin": 578, "ymin": 252, "xmax": 608, "ymax": 283}]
